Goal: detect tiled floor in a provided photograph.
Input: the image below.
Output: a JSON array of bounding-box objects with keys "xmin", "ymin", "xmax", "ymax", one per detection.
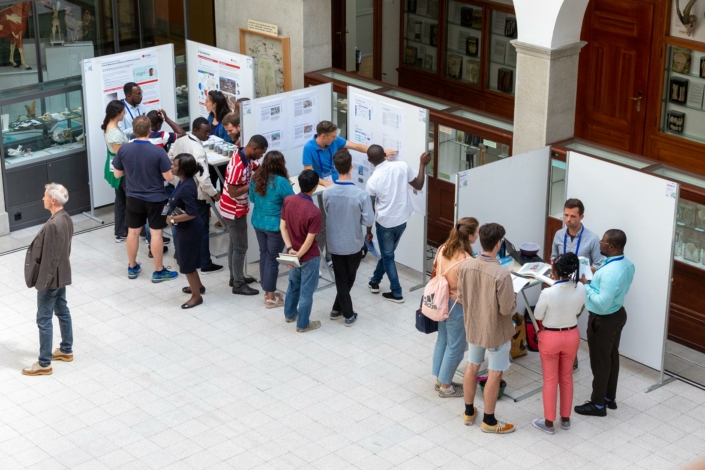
[{"xmin": 1, "ymin": 224, "xmax": 705, "ymax": 470}]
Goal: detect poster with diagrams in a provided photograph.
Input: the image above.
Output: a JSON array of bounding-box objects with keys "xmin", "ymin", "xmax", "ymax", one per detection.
[
  {"xmin": 99, "ymin": 50, "xmax": 162, "ymax": 110},
  {"xmin": 186, "ymin": 41, "xmax": 255, "ymax": 121}
]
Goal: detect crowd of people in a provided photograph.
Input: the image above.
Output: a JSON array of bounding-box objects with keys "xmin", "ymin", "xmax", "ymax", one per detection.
[{"xmin": 20, "ymin": 84, "xmax": 637, "ymax": 439}]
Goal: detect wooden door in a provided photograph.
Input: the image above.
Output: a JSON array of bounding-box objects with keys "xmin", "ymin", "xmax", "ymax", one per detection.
[
  {"xmin": 575, "ymin": 0, "xmax": 655, "ymax": 153},
  {"xmin": 427, "ymin": 177, "xmax": 456, "ymax": 247},
  {"xmin": 332, "ymin": 0, "xmax": 346, "ymax": 70}
]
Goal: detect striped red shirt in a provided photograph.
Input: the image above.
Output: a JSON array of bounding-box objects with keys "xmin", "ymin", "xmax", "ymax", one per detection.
[{"xmin": 219, "ymin": 148, "xmax": 258, "ymax": 219}]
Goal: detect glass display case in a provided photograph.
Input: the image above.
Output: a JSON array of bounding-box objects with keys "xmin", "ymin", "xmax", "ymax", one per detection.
[
  {"xmin": 660, "ymin": 45, "xmax": 705, "ymax": 144},
  {"xmin": 487, "ymin": 8, "xmax": 517, "ymax": 96},
  {"xmin": 548, "ymin": 159, "xmax": 566, "ymax": 219},
  {"xmin": 403, "ymin": 0, "xmax": 440, "ymax": 73},
  {"xmin": 444, "ymin": 0, "xmax": 482, "ymax": 86},
  {"xmin": 0, "ymin": 79, "xmax": 84, "ymax": 169}
]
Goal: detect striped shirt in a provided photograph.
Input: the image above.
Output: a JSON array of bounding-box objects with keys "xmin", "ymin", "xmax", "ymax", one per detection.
[{"xmin": 219, "ymin": 148, "xmax": 258, "ymax": 219}]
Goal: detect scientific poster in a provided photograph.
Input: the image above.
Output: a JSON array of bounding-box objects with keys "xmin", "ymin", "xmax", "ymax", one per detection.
[
  {"xmin": 100, "ymin": 50, "xmax": 161, "ymax": 110},
  {"xmin": 187, "ymin": 41, "xmax": 255, "ymax": 119},
  {"xmin": 381, "ymin": 103, "xmax": 405, "ymax": 160},
  {"xmin": 254, "ymin": 99, "xmax": 286, "ymax": 150},
  {"xmin": 352, "ymin": 95, "xmax": 376, "ymax": 147},
  {"xmin": 291, "ymin": 90, "xmax": 319, "ymax": 148}
]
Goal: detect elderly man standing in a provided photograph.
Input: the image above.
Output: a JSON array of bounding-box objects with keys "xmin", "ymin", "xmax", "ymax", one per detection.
[{"xmin": 23, "ymin": 184, "xmax": 74, "ymax": 376}]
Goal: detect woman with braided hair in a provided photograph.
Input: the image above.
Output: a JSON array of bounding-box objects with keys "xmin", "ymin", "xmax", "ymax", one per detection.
[{"xmin": 531, "ymin": 252, "xmax": 586, "ymax": 435}]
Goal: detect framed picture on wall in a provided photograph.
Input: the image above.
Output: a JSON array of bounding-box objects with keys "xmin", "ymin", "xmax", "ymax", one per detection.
[
  {"xmin": 666, "ymin": 111, "xmax": 685, "ymax": 134},
  {"xmin": 669, "ymin": 77, "xmax": 689, "ymax": 105},
  {"xmin": 671, "ymin": 48, "xmax": 691, "ymax": 74},
  {"xmin": 239, "ymin": 28, "xmax": 291, "ymax": 98}
]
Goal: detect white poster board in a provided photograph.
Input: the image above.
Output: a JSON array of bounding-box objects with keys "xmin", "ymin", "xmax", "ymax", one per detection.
[
  {"xmin": 186, "ymin": 40, "xmax": 255, "ymax": 122},
  {"xmin": 456, "ymin": 147, "xmax": 551, "ymax": 313},
  {"xmin": 347, "ymin": 86, "xmax": 429, "ymax": 273},
  {"xmin": 240, "ymin": 83, "xmax": 332, "ymax": 177},
  {"xmin": 82, "ymin": 45, "xmax": 176, "ymax": 208},
  {"xmin": 566, "ymin": 151, "xmax": 678, "ymax": 371}
]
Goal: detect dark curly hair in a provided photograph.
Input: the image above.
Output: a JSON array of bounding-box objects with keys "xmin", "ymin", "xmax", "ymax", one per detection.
[
  {"xmin": 553, "ymin": 252, "xmax": 580, "ymax": 286},
  {"xmin": 174, "ymin": 153, "xmax": 204, "ymax": 179},
  {"xmin": 101, "ymin": 100, "xmax": 125, "ymax": 131},
  {"xmin": 253, "ymin": 151, "xmax": 289, "ymax": 196}
]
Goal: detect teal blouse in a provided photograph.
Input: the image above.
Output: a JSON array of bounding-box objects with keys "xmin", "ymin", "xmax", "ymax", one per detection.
[{"xmin": 249, "ymin": 175, "xmax": 295, "ymax": 232}]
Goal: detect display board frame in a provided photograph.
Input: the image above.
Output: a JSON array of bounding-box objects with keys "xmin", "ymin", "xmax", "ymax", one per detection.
[
  {"xmin": 82, "ymin": 45, "xmax": 177, "ymax": 209},
  {"xmin": 566, "ymin": 151, "xmax": 679, "ymax": 373},
  {"xmin": 185, "ymin": 40, "xmax": 255, "ymax": 122},
  {"xmin": 239, "ymin": 28, "xmax": 292, "ymax": 98}
]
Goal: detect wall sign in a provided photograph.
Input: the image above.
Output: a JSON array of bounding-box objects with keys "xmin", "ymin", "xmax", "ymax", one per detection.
[{"xmin": 247, "ymin": 20, "xmax": 278, "ymax": 36}]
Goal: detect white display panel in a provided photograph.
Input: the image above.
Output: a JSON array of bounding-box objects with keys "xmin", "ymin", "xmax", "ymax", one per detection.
[
  {"xmin": 347, "ymin": 86, "xmax": 429, "ymax": 273},
  {"xmin": 566, "ymin": 151, "xmax": 678, "ymax": 371},
  {"xmin": 82, "ymin": 45, "xmax": 177, "ymax": 208},
  {"xmin": 186, "ymin": 40, "xmax": 255, "ymax": 121},
  {"xmin": 240, "ymin": 83, "xmax": 333, "ymax": 177}
]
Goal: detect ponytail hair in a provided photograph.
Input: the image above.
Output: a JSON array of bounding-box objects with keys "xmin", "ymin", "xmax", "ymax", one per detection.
[
  {"xmin": 443, "ymin": 217, "xmax": 479, "ymax": 259},
  {"xmin": 174, "ymin": 153, "xmax": 204, "ymax": 178},
  {"xmin": 101, "ymin": 100, "xmax": 125, "ymax": 131},
  {"xmin": 553, "ymin": 252, "xmax": 580, "ymax": 286}
]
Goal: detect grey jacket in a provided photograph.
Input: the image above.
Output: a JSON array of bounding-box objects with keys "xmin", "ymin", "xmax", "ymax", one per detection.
[{"xmin": 24, "ymin": 209, "xmax": 73, "ymax": 290}]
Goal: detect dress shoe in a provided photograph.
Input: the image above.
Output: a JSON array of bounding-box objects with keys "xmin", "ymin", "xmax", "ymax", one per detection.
[{"xmin": 232, "ymin": 284, "xmax": 259, "ymax": 295}]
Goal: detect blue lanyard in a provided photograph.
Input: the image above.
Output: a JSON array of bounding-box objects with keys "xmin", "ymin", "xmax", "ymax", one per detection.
[
  {"xmin": 553, "ymin": 279, "xmax": 570, "ymax": 285},
  {"xmin": 314, "ymin": 147, "xmax": 334, "ymax": 175},
  {"xmin": 564, "ymin": 225, "xmax": 584, "ymax": 255},
  {"xmin": 334, "ymin": 181, "xmax": 355, "ymax": 186},
  {"xmin": 123, "ymin": 100, "xmax": 140, "ymax": 120},
  {"xmin": 297, "ymin": 193, "xmax": 312, "ymax": 201},
  {"xmin": 480, "ymin": 253, "xmax": 493, "ymax": 258},
  {"xmin": 598, "ymin": 255, "xmax": 624, "ymax": 270}
]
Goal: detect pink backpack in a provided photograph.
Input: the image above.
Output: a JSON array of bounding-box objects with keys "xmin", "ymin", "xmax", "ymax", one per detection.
[{"xmin": 421, "ymin": 248, "xmax": 467, "ymax": 321}]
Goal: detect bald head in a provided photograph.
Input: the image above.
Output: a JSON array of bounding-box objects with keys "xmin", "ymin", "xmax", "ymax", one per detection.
[{"xmin": 367, "ymin": 144, "xmax": 386, "ymax": 166}]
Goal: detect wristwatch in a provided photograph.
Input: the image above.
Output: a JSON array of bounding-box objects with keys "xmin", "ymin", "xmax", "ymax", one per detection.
[
  {"xmin": 170, "ymin": 216, "xmax": 177, "ymax": 226},
  {"xmin": 286, "ymin": 246, "xmax": 292, "ymax": 252}
]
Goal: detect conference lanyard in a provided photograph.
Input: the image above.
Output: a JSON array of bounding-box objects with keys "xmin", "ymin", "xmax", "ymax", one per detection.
[
  {"xmin": 314, "ymin": 149, "xmax": 335, "ymax": 175},
  {"xmin": 564, "ymin": 225, "xmax": 585, "ymax": 255},
  {"xmin": 553, "ymin": 279, "xmax": 570, "ymax": 285},
  {"xmin": 334, "ymin": 181, "xmax": 355, "ymax": 186},
  {"xmin": 123, "ymin": 100, "xmax": 140, "ymax": 120},
  {"xmin": 297, "ymin": 193, "xmax": 312, "ymax": 202},
  {"xmin": 598, "ymin": 255, "xmax": 624, "ymax": 270},
  {"xmin": 480, "ymin": 254, "xmax": 493, "ymax": 259}
]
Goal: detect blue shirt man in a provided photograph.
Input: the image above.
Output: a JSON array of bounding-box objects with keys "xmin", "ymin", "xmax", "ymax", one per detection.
[
  {"xmin": 118, "ymin": 82, "xmax": 147, "ymax": 138},
  {"xmin": 575, "ymin": 229, "xmax": 635, "ymax": 417}
]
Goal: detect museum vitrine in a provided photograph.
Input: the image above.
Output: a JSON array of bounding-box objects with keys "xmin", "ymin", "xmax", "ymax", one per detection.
[{"xmin": 660, "ymin": 45, "xmax": 705, "ymax": 144}]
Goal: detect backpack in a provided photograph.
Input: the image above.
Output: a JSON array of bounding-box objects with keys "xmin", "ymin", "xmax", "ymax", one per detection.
[{"xmin": 421, "ymin": 247, "xmax": 467, "ymax": 321}]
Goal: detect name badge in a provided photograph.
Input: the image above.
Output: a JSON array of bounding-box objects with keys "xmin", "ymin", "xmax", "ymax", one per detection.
[
  {"xmin": 161, "ymin": 204, "xmax": 169, "ymax": 216},
  {"xmin": 322, "ymin": 172, "xmax": 333, "ymax": 183}
]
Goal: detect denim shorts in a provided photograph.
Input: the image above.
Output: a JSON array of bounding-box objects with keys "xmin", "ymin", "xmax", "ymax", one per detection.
[{"xmin": 467, "ymin": 340, "xmax": 511, "ymax": 372}]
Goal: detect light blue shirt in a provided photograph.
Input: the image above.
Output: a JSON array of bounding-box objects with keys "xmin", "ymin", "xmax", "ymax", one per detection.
[
  {"xmin": 302, "ymin": 134, "xmax": 347, "ymax": 182},
  {"xmin": 585, "ymin": 255, "xmax": 635, "ymax": 315},
  {"xmin": 118, "ymin": 100, "xmax": 147, "ymax": 138},
  {"xmin": 322, "ymin": 180, "xmax": 374, "ymax": 255}
]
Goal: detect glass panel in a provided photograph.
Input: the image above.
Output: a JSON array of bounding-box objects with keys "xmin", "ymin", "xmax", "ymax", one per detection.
[
  {"xmin": 403, "ymin": 0, "xmax": 439, "ymax": 73},
  {"xmin": 445, "ymin": 0, "xmax": 481, "ymax": 86},
  {"xmin": 319, "ymin": 70, "xmax": 385, "ymax": 90},
  {"xmin": 117, "ymin": 0, "xmax": 140, "ymax": 52},
  {"xmin": 565, "ymin": 142, "xmax": 653, "ymax": 169},
  {"xmin": 38, "ymin": 1, "xmax": 112, "ymax": 82},
  {"xmin": 449, "ymin": 108, "xmax": 513, "ymax": 131},
  {"xmin": 649, "ymin": 166, "xmax": 705, "ymax": 190},
  {"xmin": 426, "ymin": 121, "xmax": 435, "ymax": 177},
  {"xmin": 674, "ymin": 199, "xmax": 705, "ymax": 271},
  {"xmin": 332, "ymin": 91, "xmax": 348, "ymax": 139},
  {"xmin": 549, "ymin": 159, "xmax": 566, "ymax": 219},
  {"xmin": 487, "ymin": 9, "xmax": 516, "ymax": 96},
  {"xmin": 2, "ymin": 89, "xmax": 85, "ymax": 169},
  {"xmin": 436, "ymin": 126, "xmax": 507, "ymax": 182},
  {"xmin": 381, "ymin": 89, "xmax": 450, "ymax": 110},
  {"xmin": 0, "ymin": 1, "xmax": 39, "ymax": 89},
  {"xmin": 660, "ymin": 45, "xmax": 705, "ymax": 144},
  {"xmin": 0, "ymin": 76, "xmax": 81, "ymax": 101}
]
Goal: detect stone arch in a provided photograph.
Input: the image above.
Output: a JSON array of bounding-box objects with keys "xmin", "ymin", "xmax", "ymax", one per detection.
[{"xmin": 513, "ymin": 0, "xmax": 590, "ymax": 49}]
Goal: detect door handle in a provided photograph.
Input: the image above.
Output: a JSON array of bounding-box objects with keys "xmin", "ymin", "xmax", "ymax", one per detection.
[{"xmin": 630, "ymin": 91, "xmax": 642, "ymax": 112}]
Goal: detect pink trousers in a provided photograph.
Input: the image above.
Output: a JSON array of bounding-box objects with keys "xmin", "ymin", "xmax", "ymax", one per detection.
[{"xmin": 538, "ymin": 328, "xmax": 580, "ymax": 421}]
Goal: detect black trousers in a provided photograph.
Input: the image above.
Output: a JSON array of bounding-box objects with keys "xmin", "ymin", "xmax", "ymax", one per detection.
[
  {"xmin": 587, "ymin": 307, "xmax": 627, "ymax": 406},
  {"xmin": 114, "ymin": 177, "xmax": 127, "ymax": 237},
  {"xmin": 331, "ymin": 251, "xmax": 363, "ymax": 319}
]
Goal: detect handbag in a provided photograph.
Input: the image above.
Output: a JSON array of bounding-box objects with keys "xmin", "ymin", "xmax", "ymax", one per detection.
[{"xmin": 416, "ymin": 297, "xmax": 438, "ymax": 334}]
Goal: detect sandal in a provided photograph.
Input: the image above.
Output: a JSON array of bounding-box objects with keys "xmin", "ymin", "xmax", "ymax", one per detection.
[
  {"xmin": 181, "ymin": 298, "xmax": 203, "ymax": 309},
  {"xmin": 264, "ymin": 294, "xmax": 284, "ymax": 309},
  {"xmin": 182, "ymin": 286, "xmax": 206, "ymax": 294}
]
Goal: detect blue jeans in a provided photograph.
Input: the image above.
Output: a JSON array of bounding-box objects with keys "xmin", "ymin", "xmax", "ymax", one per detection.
[
  {"xmin": 284, "ymin": 256, "xmax": 320, "ymax": 330},
  {"xmin": 371, "ymin": 222, "xmax": 406, "ymax": 297},
  {"xmin": 36, "ymin": 287, "xmax": 73, "ymax": 367},
  {"xmin": 255, "ymin": 228, "xmax": 284, "ymax": 292},
  {"xmin": 431, "ymin": 300, "xmax": 466, "ymax": 384},
  {"xmin": 197, "ymin": 200, "xmax": 213, "ymax": 268}
]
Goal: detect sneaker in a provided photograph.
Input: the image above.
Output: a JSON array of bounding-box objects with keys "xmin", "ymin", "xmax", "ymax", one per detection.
[
  {"xmin": 162, "ymin": 236, "xmax": 171, "ymax": 245},
  {"xmin": 330, "ymin": 310, "xmax": 343, "ymax": 320},
  {"xmin": 438, "ymin": 384, "xmax": 464, "ymax": 398},
  {"xmin": 481, "ymin": 421, "xmax": 515, "ymax": 434},
  {"xmin": 22, "ymin": 362, "xmax": 52, "ymax": 376},
  {"xmin": 463, "ymin": 407, "xmax": 478, "ymax": 426},
  {"xmin": 606, "ymin": 400, "xmax": 618, "ymax": 410},
  {"xmin": 368, "ymin": 281, "xmax": 380, "ymax": 293},
  {"xmin": 285, "ymin": 314, "xmax": 298, "ymax": 323},
  {"xmin": 344, "ymin": 313, "xmax": 358, "ymax": 327},
  {"xmin": 232, "ymin": 284, "xmax": 259, "ymax": 295},
  {"xmin": 326, "ymin": 259, "xmax": 333, "ymax": 268},
  {"xmin": 147, "ymin": 245, "xmax": 168, "ymax": 258},
  {"xmin": 382, "ymin": 292, "xmax": 404, "ymax": 303},
  {"xmin": 435, "ymin": 381, "xmax": 463, "ymax": 392},
  {"xmin": 128, "ymin": 263, "xmax": 142, "ymax": 279},
  {"xmin": 201, "ymin": 263, "xmax": 224, "ymax": 274},
  {"xmin": 152, "ymin": 267, "xmax": 178, "ymax": 283},
  {"xmin": 319, "ymin": 270, "xmax": 322, "ymax": 278},
  {"xmin": 532, "ymin": 418, "xmax": 555, "ymax": 435},
  {"xmin": 297, "ymin": 320, "xmax": 321, "ymax": 333},
  {"xmin": 574, "ymin": 401, "xmax": 606, "ymax": 417},
  {"xmin": 115, "ymin": 235, "xmax": 126, "ymax": 243},
  {"xmin": 561, "ymin": 420, "xmax": 571, "ymax": 431},
  {"xmin": 51, "ymin": 348, "xmax": 73, "ymax": 362}
]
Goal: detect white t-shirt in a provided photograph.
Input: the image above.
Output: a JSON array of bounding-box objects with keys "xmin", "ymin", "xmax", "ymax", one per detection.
[
  {"xmin": 365, "ymin": 160, "xmax": 416, "ymax": 228},
  {"xmin": 534, "ymin": 281, "xmax": 586, "ymax": 329}
]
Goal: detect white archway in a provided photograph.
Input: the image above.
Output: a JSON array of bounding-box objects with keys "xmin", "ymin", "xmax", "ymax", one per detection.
[{"xmin": 513, "ymin": 0, "xmax": 590, "ymax": 49}]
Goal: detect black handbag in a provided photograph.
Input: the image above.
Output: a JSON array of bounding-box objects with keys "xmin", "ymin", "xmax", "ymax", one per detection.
[{"xmin": 416, "ymin": 298, "xmax": 438, "ymax": 334}]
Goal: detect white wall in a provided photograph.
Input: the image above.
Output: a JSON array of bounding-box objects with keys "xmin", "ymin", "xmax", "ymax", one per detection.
[{"xmin": 670, "ymin": 0, "xmax": 705, "ymax": 43}]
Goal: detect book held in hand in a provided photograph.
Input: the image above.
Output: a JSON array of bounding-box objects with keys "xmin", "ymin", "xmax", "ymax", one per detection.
[
  {"xmin": 277, "ymin": 253, "xmax": 300, "ymax": 268},
  {"xmin": 516, "ymin": 262, "xmax": 554, "ymax": 285}
]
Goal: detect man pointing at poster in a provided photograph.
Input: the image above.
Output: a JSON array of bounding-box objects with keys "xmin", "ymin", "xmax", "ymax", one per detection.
[{"xmin": 302, "ymin": 120, "xmax": 396, "ymax": 267}]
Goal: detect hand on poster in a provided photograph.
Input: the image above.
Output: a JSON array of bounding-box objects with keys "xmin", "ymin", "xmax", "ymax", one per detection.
[
  {"xmin": 420, "ymin": 151, "xmax": 432, "ymax": 166},
  {"xmin": 384, "ymin": 149, "xmax": 399, "ymax": 160}
]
